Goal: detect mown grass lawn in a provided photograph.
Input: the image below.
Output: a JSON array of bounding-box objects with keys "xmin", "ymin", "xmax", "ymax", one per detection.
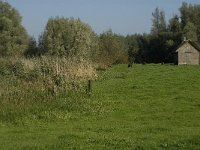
[{"xmin": 0, "ymin": 64, "xmax": 200, "ymax": 149}]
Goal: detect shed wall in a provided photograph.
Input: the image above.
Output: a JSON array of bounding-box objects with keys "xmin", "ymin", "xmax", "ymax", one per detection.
[{"xmin": 177, "ymin": 42, "xmax": 200, "ymax": 65}]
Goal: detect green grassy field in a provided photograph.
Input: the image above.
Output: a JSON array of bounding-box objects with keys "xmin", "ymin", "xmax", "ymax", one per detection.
[{"xmin": 0, "ymin": 64, "xmax": 200, "ymax": 149}]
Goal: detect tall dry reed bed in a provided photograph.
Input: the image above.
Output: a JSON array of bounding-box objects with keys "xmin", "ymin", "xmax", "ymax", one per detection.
[{"xmin": 0, "ymin": 57, "xmax": 99, "ymax": 124}]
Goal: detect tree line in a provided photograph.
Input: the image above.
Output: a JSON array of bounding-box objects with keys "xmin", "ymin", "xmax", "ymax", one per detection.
[{"xmin": 1, "ymin": 1, "xmax": 200, "ymax": 65}]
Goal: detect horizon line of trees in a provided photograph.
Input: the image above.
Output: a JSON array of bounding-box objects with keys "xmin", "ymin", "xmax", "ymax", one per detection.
[{"xmin": 1, "ymin": 0, "xmax": 200, "ymax": 65}]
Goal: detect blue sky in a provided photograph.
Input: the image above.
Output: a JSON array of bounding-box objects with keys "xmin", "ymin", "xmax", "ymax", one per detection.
[{"xmin": 6, "ymin": 0, "xmax": 200, "ymax": 38}]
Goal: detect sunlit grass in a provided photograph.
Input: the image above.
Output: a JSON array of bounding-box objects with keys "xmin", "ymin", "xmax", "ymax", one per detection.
[{"xmin": 0, "ymin": 64, "xmax": 200, "ymax": 149}]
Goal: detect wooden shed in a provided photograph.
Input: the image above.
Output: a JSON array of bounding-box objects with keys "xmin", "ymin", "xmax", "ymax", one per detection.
[{"xmin": 176, "ymin": 39, "xmax": 200, "ymax": 65}]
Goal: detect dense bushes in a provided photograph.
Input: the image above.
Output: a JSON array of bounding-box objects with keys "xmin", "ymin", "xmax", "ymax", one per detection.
[
  {"xmin": 0, "ymin": 1, "xmax": 28, "ymax": 57},
  {"xmin": 97, "ymin": 30, "xmax": 128, "ymax": 67},
  {"xmin": 38, "ymin": 17, "xmax": 99, "ymax": 60},
  {"xmin": 0, "ymin": 59, "xmax": 24, "ymax": 76}
]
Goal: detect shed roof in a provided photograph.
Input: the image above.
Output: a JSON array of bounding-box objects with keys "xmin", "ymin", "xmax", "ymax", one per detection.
[{"xmin": 176, "ymin": 40, "xmax": 200, "ymax": 52}]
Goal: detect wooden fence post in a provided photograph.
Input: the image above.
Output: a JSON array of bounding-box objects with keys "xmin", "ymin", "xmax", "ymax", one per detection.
[{"xmin": 87, "ymin": 80, "xmax": 92, "ymax": 95}]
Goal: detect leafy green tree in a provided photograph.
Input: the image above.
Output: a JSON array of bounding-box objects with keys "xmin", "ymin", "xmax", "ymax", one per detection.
[
  {"xmin": 149, "ymin": 8, "xmax": 171, "ymax": 63},
  {"xmin": 183, "ymin": 22, "xmax": 198, "ymax": 42},
  {"xmin": 24, "ymin": 36, "xmax": 40, "ymax": 57},
  {"xmin": 0, "ymin": 0, "xmax": 28, "ymax": 57},
  {"xmin": 39, "ymin": 17, "xmax": 99, "ymax": 60},
  {"xmin": 168, "ymin": 15, "xmax": 181, "ymax": 33},
  {"xmin": 151, "ymin": 7, "xmax": 167, "ymax": 35},
  {"xmin": 126, "ymin": 35, "xmax": 139, "ymax": 66},
  {"xmin": 179, "ymin": 2, "xmax": 200, "ymax": 41},
  {"xmin": 165, "ymin": 15, "xmax": 182, "ymax": 62},
  {"xmin": 98, "ymin": 30, "xmax": 127, "ymax": 65},
  {"xmin": 179, "ymin": 2, "xmax": 187, "ymax": 27},
  {"xmin": 148, "ymin": 7, "xmax": 183, "ymax": 63}
]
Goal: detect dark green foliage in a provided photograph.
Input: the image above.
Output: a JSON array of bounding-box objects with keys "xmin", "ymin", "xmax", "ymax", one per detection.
[
  {"xmin": 126, "ymin": 35, "xmax": 139, "ymax": 65},
  {"xmin": 0, "ymin": 0, "xmax": 28, "ymax": 57},
  {"xmin": 183, "ymin": 22, "xmax": 198, "ymax": 42},
  {"xmin": 168, "ymin": 15, "xmax": 181, "ymax": 33},
  {"xmin": 151, "ymin": 7, "xmax": 167, "ymax": 35},
  {"xmin": 148, "ymin": 32, "xmax": 182, "ymax": 63},
  {"xmin": 24, "ymin": 37, "xmax": 40, "ymax": 57},
  {"xmin": 126, "ymin": 32, "xmax": 182, "ymax": 64},
  {"xmin": 180, "ymin": 2, "xmax": 200, "ymax": 42},
  {"xmin": 148, "ymin": 7, "xmax": 182, "ymax": 63},
  {"xmin": 0, "ymin": 58, "xmax": 24, "ymax": 76}
]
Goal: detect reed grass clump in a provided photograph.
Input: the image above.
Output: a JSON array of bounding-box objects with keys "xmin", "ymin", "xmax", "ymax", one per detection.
[{"xmin": 0, "ymin": 56, "xmax": 98, "ymax": 123}]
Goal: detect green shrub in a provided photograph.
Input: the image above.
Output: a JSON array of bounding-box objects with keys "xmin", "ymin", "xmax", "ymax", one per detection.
[{"xmin": 0, "ymin": 59, "xmax": 24, "ymax": 76}]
